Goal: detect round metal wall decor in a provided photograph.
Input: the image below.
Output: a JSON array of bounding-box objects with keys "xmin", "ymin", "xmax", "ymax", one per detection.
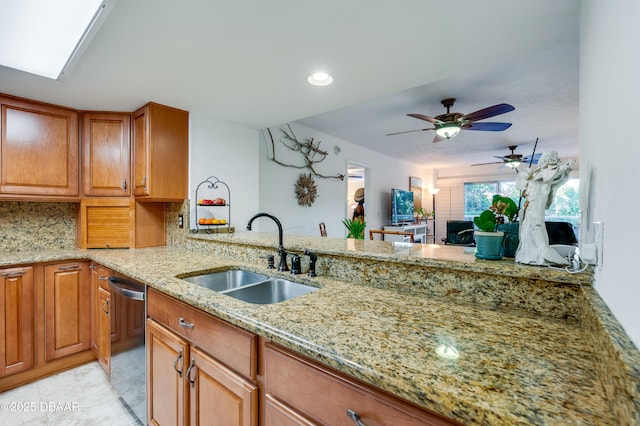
[{"xmin": 295, "ymin": 173, "xmax": 317, "ymax": 207}]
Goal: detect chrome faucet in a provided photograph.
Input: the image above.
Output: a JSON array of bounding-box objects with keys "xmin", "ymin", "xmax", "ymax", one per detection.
[{"xmin": 246, "ymin": 213, "xmax": 289, "ymax": 272}]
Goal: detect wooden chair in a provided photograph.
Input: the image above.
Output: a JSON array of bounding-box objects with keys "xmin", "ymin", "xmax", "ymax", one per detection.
[
  {"xmin": 369, "ymin": 230, "xmax": 414, "ymax": 242},
  {"xmin": 319, "ymin": 222, "xmax": 327, "ymax": 237}
]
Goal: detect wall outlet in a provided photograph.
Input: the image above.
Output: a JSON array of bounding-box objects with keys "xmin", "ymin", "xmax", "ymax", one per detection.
[
  {"xmin": 581, "ymin": 243, "xmax": 597, "ymax": 264},
  {"xmin": 593, "ymin": 221, "xmax": 603, "ymax": 268},
  {"xmin": 178, "ymin": 214, "xmax": 184, "ymax": 228}
]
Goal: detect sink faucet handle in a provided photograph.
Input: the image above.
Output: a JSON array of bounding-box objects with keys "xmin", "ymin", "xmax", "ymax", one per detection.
[
  {"xmin": 291, "ymin": 254, "xmax": 301, "ymax": 275},
  {"xmin": 265, "ymin": 255, "xmax": 275, "ymax": 269},
  {"xmin": 304, "ymin": 249, "xmax": 317, "ymax": 277},
  {"xmin": 278, "ymin": 247, "xmax": 289, "ymax": 272}
]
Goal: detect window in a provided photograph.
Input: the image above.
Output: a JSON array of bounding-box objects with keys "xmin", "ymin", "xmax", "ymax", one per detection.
[{"xmin": 464, "ymin": 178, "xmax": 580, "ymax": 226}]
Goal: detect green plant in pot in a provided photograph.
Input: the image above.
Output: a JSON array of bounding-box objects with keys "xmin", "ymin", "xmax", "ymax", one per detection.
[
  {"xmin": 491, "ymin": 195, "xmax": 520, "ymax": 258},
  {"xmin": 473, "ymin": 207, "xmax": 505, "ymax": 260},
  {"xmin": 342, "ymin": 218, "xmax": 366, "ymax": 239}
]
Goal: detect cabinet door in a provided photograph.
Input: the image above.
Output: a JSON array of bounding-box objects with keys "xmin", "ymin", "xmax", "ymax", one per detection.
[
  {"xmin": 81, "ymin": 112, "xmax": 131, "ymax": 197},
  {"xmin": 132, "ymin": 106, "xmax": 149, "ymax": 197},
  {"xmin": 90, "ymin": 264, "xmax": 111, "ymax": 354},
  {"xmin": 264, "ymin": 394, "xmax": 319, "ymax": 426},
  {"xmin": 0, "ymin": 267, "xmax": 34, "ymax": 377},
  {"xmin": 0, "ymin": 96, "xmax": 79, "ymax": 197},
  {"xmin": 97, "ymin": 287, "xmax": 111, "ymax": 375},
  {"xmin": 132, "ymin": 102, "xmax": 189, "ymax": 200},
  {"xmin": 189, "ymin": 346, "xmax": 258, "ymax": 426},
  {"xmin": 44, "ymin": 262, "xmax": 90, "ymax": 361},
  {"xmin": 147, "ymin": 319, "xmax": 189, "ymax": 426}
]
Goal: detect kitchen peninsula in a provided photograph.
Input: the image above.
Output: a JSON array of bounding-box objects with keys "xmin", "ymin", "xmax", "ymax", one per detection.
[{"xmin": 1, "ymin": 231, "xmax": 638, "ymax": 424}]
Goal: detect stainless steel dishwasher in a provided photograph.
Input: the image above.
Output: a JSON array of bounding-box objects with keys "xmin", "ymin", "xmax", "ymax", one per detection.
[{"xmin": 108, "ymin": 276, "xmax": 146, "ymax": 425}]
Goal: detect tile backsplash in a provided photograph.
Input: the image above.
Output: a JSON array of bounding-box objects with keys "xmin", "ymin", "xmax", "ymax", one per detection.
[{"xmin": 0, "ymin": 202, "xmax": 77, "ymax": 251}]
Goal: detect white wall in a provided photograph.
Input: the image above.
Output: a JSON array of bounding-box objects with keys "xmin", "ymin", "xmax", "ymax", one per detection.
[
  {"xmin": 257, "ymin": 124, "xmax": 431, "ymax": 237},
  {"xmin": 189, "ymin": 112, "xmax": 260, "ymax": 230},
  {"xmin": 580, "ymin": 0, "xmax": 640, "ymax": 348}
]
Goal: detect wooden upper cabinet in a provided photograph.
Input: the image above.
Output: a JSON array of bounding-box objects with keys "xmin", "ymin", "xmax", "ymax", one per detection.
[
  {"xmin": 132, "ymin": 102, "xmax": 188, "ymax": 201},
  {"xmin": 81, "ymin": 112, "xmax": 131, "ymax": 197},
  {"xmin": 0, "ymin": 95, "xmax": 79, "ymax": 199}
]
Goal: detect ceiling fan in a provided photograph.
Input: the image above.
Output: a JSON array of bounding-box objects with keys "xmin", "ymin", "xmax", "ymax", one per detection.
[
  {"xmin": 471, "ymin": 145, "xmax": 541, "ymax": 168},
  {"xmin": 387, "ymin": 98, "xmax": 515, "ymax": 143}
]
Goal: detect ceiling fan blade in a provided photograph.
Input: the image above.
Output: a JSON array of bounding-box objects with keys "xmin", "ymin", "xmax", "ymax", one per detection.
[
  {"xmin": 522, "ymin": 153, "xmax": 542, "ymax": 164},
  {"xmin": 386, "ymin": 127, "xmax": 434, "ymax": 136},
  {"xmin": 471, "ymin": 161, "xmax": 503, "ymax": 166},
  {"xmin": 407, "ymin": 113, "xmax": 441, "ymax": 124},
  {"xmin": 464, "ymin": 122, "xmax": 512, "ymax": 131},
  {"xmin": 463, "ymin": 103, "xmax": 514, "ymax": 122}
]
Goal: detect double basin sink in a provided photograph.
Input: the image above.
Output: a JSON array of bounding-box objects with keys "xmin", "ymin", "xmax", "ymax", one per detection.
[{"xmin": 180, "ymin": 269, "xmax": 318, "ymax": 304}]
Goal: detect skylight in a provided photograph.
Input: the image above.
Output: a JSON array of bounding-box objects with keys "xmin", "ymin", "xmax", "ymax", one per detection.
[{"xmin": 0, "ymin": 0, "xmax": 110, "ymax": 80}]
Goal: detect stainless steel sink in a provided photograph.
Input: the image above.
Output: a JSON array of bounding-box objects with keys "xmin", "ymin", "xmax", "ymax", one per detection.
[
  {"xmin": 181, "ymin": 269, "xmax": 269, "ymax": 292},
  {"xmin": 223, "ymin": 279, "xmax": 318, "ymax": 304},
  {"xmin": 180, "ymin": 269, "xmax": 318, "ymax": 304}
]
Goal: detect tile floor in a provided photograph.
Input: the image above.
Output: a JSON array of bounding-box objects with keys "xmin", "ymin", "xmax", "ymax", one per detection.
[{"xmin": 0, "ymin": 362, "xmax": 142, "ymax": 425}]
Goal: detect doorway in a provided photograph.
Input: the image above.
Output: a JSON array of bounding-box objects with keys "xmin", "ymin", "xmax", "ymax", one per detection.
[{"xmin": 346, "ymin": 162, "xmax": 368, "ymax": 225}]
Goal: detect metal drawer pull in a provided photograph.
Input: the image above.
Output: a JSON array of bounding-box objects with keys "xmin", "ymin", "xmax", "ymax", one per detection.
[
  {"xmin": 1, "ymin": 271, "xmax": 26, "ymax": 277},
  {"xmin": 178, "ymin": 317, "xmax": 194, "ymax": 329},
  {"xmin": 102, "ymin": 298, "xmax": 110, "ymax": 316},
  {"xmin": 346, "ymin": 409, "xmax": 367, "ymax": 426},
  {"xmin": 122, "ymin": 179, "xmax": 127, "ymax": 191},
  {"xmin": 174, "ymin": 349, "xmax": 184, "ymax": 377},
  {"xmin": 58, "ymin": 265, "xmax": 80, "ymax": 271},
  {"xmin": 186, "ymin": 358, "xmax": 196, "ymax": 387},
  {"xmin": 99, "ymin": 275, "xmax": 109, "ymax": 280}
]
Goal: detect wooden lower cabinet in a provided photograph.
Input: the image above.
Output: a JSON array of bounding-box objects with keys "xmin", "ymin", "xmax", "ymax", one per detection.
[
  {"xmin": 190, "ymin": 346, "xmax": 258, "ymax": 426},
  {"xmin": 97, "ymin": 287, "xmax": 111, "ymax": 375},
  {"xmin": 0, "ymin": 266, "xmax": 34, "ymax": 377},
  {"xmin": 44, "ymin": 262, "xmax": 90, "ymax": 361},
  {"xmin": 147, "ymin": 319, "xmax": 189, "ymax": 426},
  {"xmin": 263, "ymin": 394, "xmax": 319, "ymax": 426},
  {"xmin": 146, "ymin": 319, "xmax": 258, "ymax": 426},
  {"xmin": 147, "ymin": 288, "xmax": 258, "ymax": 426},
  {"xmin": 263, "ymin": 342, "xmax": 457, "ymax": 426}
]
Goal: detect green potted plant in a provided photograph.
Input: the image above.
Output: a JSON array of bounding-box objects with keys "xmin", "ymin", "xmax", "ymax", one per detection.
[
  {"xmin": 473, "ymin": 204, "xmax": 505, "ymax": 260},
  {"xmin": 491, "ymin": 195, "xmax": 520, "ymax": 258},
  {"xmin": 342, "ymin": 218, "xmax": 366, "ymax": 239}
]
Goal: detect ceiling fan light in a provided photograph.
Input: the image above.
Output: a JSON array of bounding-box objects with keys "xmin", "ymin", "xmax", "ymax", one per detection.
[
  {"xmin": 435, "ymin": 123, "xmax": 461, "ymax": 139},
  {"xmin": 505, "ymin": 160, "xmax": 521, "ymax": 168}
]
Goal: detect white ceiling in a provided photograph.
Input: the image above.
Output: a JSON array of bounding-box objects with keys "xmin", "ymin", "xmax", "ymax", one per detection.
[{"xmin": 0, "ymin": 0, "xmax": 580, "ymax": 170}]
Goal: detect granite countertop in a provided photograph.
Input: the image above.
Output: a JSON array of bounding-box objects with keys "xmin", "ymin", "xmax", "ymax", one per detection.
[
  {"xmin": 0, "ymin": 245, "xmax": 612, "ymax": 425},
  {"xmin": 189, "ymin": 231, "xmax": 593, "ymax": 286}
]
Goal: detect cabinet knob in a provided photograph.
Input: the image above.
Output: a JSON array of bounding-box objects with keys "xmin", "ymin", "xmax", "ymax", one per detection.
[
  {"xmin": 346, "ymin": 409, "xmax": 367, "ymax": 426},
  {"xmin": 58, "ymin": 265, "xmax": 80, "ymax": 271},
  {"xmin": 174, "ymin": 349, "xmax": 184, "ymax": 377},
  {"xmin": 102, "ymin": 298, "xmax": 110, "ymax": 316},
  {"xmin": 186, "ymin": 358, "xmax": 196, "ymax": 387},
  {"xmin": 178, "ymin": 317, "xmax": 194, "ymax": 329},
  {"xmin": 1, "ymin": 271, "xmax": 26, "ymax": 277}
]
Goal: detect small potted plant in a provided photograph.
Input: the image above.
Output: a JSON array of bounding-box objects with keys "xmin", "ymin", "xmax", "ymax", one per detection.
[
  {"xmin": 491, "ymin": 195, "xmax": 520, "ymax": 257},
  {"xmin": 342, "ymin": 218, "xmax": 366, "ymax": 239},
  {"xmin": 473, "ymin": 204, "xmax": 505, "ymax": 260}
]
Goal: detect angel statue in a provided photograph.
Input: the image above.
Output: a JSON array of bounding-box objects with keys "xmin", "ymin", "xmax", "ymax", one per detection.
[{"xmin": 515, "ymin": 151, "xmax": 575, "ymax": 265}]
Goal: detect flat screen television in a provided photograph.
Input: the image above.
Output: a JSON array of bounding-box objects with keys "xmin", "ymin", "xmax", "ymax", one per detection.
[{"xmin": 391, "ymin": 188, "xmax": 414, "ymax": 225}]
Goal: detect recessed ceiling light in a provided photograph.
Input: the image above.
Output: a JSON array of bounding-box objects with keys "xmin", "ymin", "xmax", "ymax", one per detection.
[{"xmin": 307, "ymin": 72, "xmax": 333, "ymax": 86}]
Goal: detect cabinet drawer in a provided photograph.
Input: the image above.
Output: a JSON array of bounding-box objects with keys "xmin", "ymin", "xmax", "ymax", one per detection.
[
  {"xmin": 264, "ymin": 342, "xmax": 455, "ymax": 426},
  {"xmin": 147, "ymin": 288, "xmax": 257, "ymax": 379}
]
